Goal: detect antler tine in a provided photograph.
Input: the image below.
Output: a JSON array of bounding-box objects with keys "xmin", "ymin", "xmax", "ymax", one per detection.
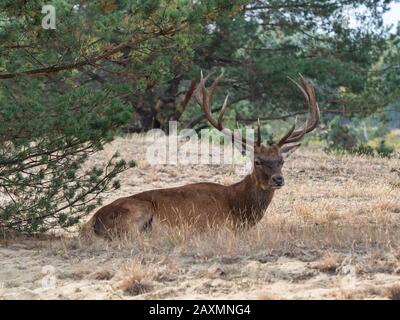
[
  {"xmin": 278, "ymin": 116, "xmax": 297, "ymax": 146},
  {"xmin": 194, "ymin": 71, "xmax": 252, "ymax": 152},
  {"xmin": 289, "ymin": 75, "xmax": 310, "ymax": 105},
  {"xmin": 209, "ymin": 72, "xmax": 224, "ymax": 100},
  {"xmin": 217, "ymin": 94, "xmax": 230, "ymax": 129},
  {"xmin": 195, "ymin": 72, "xmax": 219, "ymax": 129},
  {"xmin": 201, "ymin": 69, "xmax": 214, "ymax": 83},
  {"xmin": 198, "ymin": 71, "xmax": 224, "ymax": 108},
  {"xmin": 256, "ymin": 118, "xmax": 261, "ymax": 147},
  {"xmin": 283, "ymin": 120, "xmax": 308, "ymax": 144},
  {"xmin": 278, "ymin": 75, "xmax": 320, "ymax": 146}
]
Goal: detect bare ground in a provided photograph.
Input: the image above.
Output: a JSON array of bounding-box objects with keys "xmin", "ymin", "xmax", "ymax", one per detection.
[{"xmin": 1, "ymin": 135, "xmax": 400, "ymax": 300}]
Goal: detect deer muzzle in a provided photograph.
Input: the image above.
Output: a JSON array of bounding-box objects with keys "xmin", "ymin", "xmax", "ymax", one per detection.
[{"xmin": 271, "ymin": 175, "xmax": 284, "ymax": 188}]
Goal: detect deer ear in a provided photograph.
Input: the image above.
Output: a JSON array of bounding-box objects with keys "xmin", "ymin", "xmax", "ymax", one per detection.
[{"xmin": 281, "ymin": 143, "xmax": 301, "ymax": 158}]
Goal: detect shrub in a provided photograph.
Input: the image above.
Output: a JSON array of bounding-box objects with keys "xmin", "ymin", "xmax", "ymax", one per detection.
[{"xmin": 322, "ymin": 116, "xmax": 394, "ymax": 158}]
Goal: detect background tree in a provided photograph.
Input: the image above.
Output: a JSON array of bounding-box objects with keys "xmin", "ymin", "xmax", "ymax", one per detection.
[
  {"xmin": 0, "ymin": 0, "xmax": 244, "ymax": 234},
  {"xmin": 118, "ymin": 1, "xmax": 399, "ymax": 136}
]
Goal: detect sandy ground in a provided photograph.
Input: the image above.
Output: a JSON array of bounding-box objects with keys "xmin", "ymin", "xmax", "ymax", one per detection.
[{"xmin": 1, "ymin": 135, "xmax": 400, "ymax": 300}]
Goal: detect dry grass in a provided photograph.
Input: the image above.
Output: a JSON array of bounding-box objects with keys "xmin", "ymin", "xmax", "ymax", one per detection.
[
  {"xmin": 117, "ymin": 260, "xmax": 154, "ymax": 296},
  {"xmin": 1, "ymin": 135, "xmax": 400, "ymax": 299},
  {"xmin": 331, "ymin": 284, "xmax": 400, "ymax": 300},
  {"xmin": 310, "ymin": 254, "xmax": 344, "ymax": 274},
  {"xmin": 385, "ymin": 284, "xmax": 400, "ymax": 300},
  {"xmin": 91, "ymin": 270, "xmax": 113, "ymax": 281},
  {"xmin": 257, "ymin": 291, "xmax": 282, "ymax": 300}
]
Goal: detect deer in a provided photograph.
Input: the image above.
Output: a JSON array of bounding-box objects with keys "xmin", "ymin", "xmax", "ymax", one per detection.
[{"xmin": 87, "ymin": 72, "xmax": 320, "ymax": 238}]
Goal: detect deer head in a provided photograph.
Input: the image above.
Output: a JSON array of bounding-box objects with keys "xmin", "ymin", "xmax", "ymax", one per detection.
[{"xmin": 194, "ymin": 71, "xmax": 320, "ymax": 191}]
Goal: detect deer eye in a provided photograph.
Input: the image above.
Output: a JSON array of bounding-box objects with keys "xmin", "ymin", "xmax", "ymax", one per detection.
[{"xmin": 254, "ymin": 159, "xmax": 262, "ymax": 166}]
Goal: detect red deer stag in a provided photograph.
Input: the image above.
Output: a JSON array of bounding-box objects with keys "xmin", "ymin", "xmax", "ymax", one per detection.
[{"xmin": 87, "ymin": 73, "xmax": 320, "ymax": 238}]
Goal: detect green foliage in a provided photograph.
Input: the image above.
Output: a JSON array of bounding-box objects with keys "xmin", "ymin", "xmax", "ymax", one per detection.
[
  {"xmin": 322, "ymin": 116, "xmax": 395, "ymax": 157},
  {"xmin": 178, "ymin": 0, "xmax": 400, "ymax": 135},
  {"xmin": 376, "ymin": 140, "xmax": 395, "ymax": 157},
  {"xmin": 0, "ymin": 0, "xmax": 241, "ymax": 234},
  {"xmin": 353, "ymin": 144, "xmax": 375, "ymax": 156},
  {"xmin": 0, "ymin": 84, "xmax": 134, "ymax": 233},
  {"xmin": 323, "ymin": 116, "xmax": 358, "ymax": 152}
]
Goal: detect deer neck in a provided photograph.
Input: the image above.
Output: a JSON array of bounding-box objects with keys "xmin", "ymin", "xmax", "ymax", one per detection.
[{"xmin": 228, "ymin": 171, "xmax": 275, "ymax": 224}]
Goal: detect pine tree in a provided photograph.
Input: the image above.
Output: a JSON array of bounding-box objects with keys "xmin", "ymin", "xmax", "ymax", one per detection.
[{"xmin": 0, "ymin": 0, "xmax": 244, "ymax": 234}]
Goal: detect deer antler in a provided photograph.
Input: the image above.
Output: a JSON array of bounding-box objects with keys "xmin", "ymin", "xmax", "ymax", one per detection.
[
  {"xmin": 194, "ymin": 71, "xmax": 253, "ymax": 151},
  {"xmin": 278, "ymin": 75, "xmax": 320, "ymax": 146}
]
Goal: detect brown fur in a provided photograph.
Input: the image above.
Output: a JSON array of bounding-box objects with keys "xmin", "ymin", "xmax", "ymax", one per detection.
[{"xmin": 88, "ymin": 146, "xmax": 287, "ymax": 238}]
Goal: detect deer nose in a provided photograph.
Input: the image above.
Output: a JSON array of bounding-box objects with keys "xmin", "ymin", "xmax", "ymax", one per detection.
[{"xmin": 272, "ymin": 175, "xmax": 284, "ymax": 186}]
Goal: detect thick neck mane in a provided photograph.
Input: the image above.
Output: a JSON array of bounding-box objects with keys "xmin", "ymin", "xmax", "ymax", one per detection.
[{"xmin": 228, "ymin": 172, "xmax": 275, "ymax": 226}]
